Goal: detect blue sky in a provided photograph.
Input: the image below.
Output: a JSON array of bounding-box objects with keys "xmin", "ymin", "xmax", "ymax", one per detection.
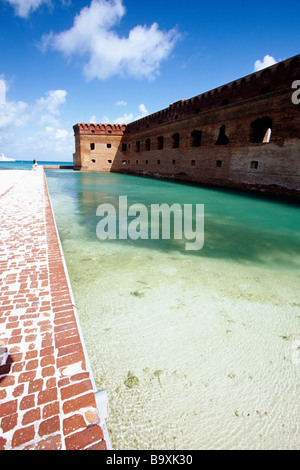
[{"xmin": 0, "ymin": 0, "xmax": 299, "ymax": 162}]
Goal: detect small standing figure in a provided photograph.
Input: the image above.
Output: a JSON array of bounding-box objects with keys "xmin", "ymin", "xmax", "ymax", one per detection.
[{"xmin": 32, "ymin": 158, "xmax": 38, "ymax": 170}]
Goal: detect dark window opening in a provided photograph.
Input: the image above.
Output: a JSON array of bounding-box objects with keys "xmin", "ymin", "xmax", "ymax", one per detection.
[
  {"xmin": 90, "ymin": 143, "xmax": 95, "ymax": 150},
  {"xmin": 261, "ymin": 86, "xmax": 270, "ymax": 95},
  {"xmin": 107, "ymin": 143, "xmax": 111, "ymax": 148},
  {"xmin": 216, "ymin": 160, "xmax": 222, "ymax": 167},
  {"xmin": 222, "ymin": 98, "xmax": 229, "ymax": 106},
  {"xmin": 172, "ymin": 160, "xmax": 176, "ymax": 165},
  {"xmin": 122, "ymin": 143, "xmax": 127, "ymax": 152},
  {"xmin": 122, "ymin": 160, "xmax": 126, "ymax": 165},
  {"xmin": 251, "ymin": 161, "xmax": 259, "ymax": 169},
  {"xmin": 157, "ymin": 160, "xmax": 161, "ymax": 165},
  {"xmin": 172, "ymin": 133, "xmax": 180, "ymax": 149},
  {"xmin": 190, "ymin": 130, "xmax": 202, "ymax": 147},
  {"xmin": 215, "ymin": 125, "xmax": 229, "ymax": 145},
  {"xmin": 145, "ymin": 139, "xmax": 151, "ymax": 151},
  {"xmin": 136, "ymin": 141, "xmax": 140, "ymax": 152},
  {"xmin": 145, "ymin": 160, "xmax": 148, "ymax": 164},
  {"xmin": 108, "ymin": 160, "xmax": 112, "ymax": 163},
  {"xmin": 191, "ymin": 160, "xmax": 196, "ymax": 166},
  {"xmin": 157, "ymin": 136, "xmax": 164, "ymax": 150},
  {"xmin": 91, "ymin": 159, "xmax": 96, "ymax": 163},
  {"xmin": 136, "ymin": 160, "xmax": 139, "ymax": 165},
  {"xmin": 250, "ymin": 117, "xmax": 272, "ymax": 143}
]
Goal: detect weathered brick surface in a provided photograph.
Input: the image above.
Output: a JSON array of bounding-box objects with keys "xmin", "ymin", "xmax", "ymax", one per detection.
[{"xmin": 0, "ymin": 169, "xmax": 106, "ymax": 450}]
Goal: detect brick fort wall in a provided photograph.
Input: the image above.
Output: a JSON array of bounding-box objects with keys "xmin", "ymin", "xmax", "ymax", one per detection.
[{"xmin": 73, "ymin": 54, "xmax": 300, "ymax": 197}]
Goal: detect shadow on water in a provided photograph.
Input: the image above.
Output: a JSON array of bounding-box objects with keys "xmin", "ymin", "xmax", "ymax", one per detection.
[{"xmin": 45, "ymin": 170, "xmax": 300, "ymax": 270}]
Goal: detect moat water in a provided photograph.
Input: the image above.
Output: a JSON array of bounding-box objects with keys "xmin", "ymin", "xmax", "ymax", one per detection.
[{"xmin": 46, "ymin": 170, "xmax": 300, "ymax": 450}]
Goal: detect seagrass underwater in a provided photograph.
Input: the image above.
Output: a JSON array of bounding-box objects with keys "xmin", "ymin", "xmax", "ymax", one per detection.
[{"xmin": 96, "ymin": 196, "xmax": 204, "ymax": 251}]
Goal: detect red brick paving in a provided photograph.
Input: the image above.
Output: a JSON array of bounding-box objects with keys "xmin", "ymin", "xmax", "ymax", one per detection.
[{"xmin": 0, "ymin": 169, "xmax": 107, "ymax": 450}]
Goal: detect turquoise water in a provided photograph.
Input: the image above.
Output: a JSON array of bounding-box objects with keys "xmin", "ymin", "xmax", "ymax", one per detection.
[{"xmin": 46, "ymin": 170, "xmax": 300, "ymax": 450}]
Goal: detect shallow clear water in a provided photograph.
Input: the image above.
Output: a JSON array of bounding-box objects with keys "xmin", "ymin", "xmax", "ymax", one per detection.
[{"xmin": 46, "ymin": 170, "xmax": 300, "ymax": 450}]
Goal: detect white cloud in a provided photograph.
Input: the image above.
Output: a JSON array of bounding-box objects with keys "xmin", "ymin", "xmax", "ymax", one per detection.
[
  {"xmin": 116, "ymin": 101, "xmax": 127, "ymax": 106},
  {"xmin": 45, "ymin": 126, "xmax": 70, "ymax": 140},
  {"xmin": 34, "ymin": 89, "xmax": 67, "ymax": 125},
  {"xmin": 102, "ymin": 115, "xmax": 111, "ymax": 124},
  {"xmin": 35, "ymin": 89, "xmax": 67, "ymax": 115},
  {"xmin": 0, "ymin": 82, "xmax": 67, "ymax": 129},
  {"xmin": 104, "ymin": 103, "xmax": 149, "ymax": 124},
  {"xmin": 135, "ymin": 103, "xmax": 148, "ymax": 121},
  {"xmin": 0, "ymin": 78, "xmax": 7, "ymax": 105},
  {"xmin": 0, "ymin": 78, "xmax": 29, "ymax": 127},
  {"xmin": 112, "ymin": 113, "xmax": 134, "ymax": 124},
  {"xmin": 0, "ymin": 77, "xmax": 72, "ymax": 160},
  {"xmin": 43, "ymin": 0, "xmax": 180, "ymax": 81},
  {"xmin": 89, "ymin": 115, "xmax": 97, "ymax": 123},
  {"xmin": 24, "ymin": 126, "xmax": 74, "ymax": 157},
  {"xmin": 5, "ymin": 0, "xmax": 50, "ymax": 18},
  {"xmin": 254, "ymin": 55, "xmax": 278, "ymax": 72}
]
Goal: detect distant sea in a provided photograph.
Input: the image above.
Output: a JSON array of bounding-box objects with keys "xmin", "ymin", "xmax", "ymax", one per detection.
[{"xmin": 0, "ymin": 160, "xmax": 73, "ymax": 170}]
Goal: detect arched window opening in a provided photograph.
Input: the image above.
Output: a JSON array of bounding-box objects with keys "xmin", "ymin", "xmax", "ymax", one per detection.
[
  {"xmin": 261, "ymin": 86, "xmax": 270, "ymax": 95},
  {"xmin": 190, "ymin": 130, "xmax": 202, "ymax": 147},
  {"xmin": 157, "ymin": 136, "xmax": 164, "ymax": 150},
  {"xmin": 215, "ymin": 125, "xmax": 229, "ymax": 145},
  {"xmin": 250, "ymin": 117, "xmax": 273, "ymax": 143},
  {"xmin": 145, "ymin": 139, "xmax": 151, "ymax": 151},
  {"xmin": 172, "ymin": 133, "xmax": 180, "ymax": 149}
]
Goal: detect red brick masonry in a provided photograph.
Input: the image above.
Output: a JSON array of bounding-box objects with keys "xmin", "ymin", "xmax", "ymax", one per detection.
[{"xmin": 0, "ymin": 169, "xmax": 107, "ymax": 450}]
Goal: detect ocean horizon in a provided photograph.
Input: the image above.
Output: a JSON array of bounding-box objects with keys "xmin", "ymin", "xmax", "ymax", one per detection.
[{"xmin": 0, "ymin": 160, "xmax": 73, "ymax": 171}]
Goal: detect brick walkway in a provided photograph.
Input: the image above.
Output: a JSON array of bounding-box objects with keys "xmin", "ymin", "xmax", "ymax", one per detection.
[{"xmin": 0, "ymin": 168, "xmax": 107, "ymax": 450}]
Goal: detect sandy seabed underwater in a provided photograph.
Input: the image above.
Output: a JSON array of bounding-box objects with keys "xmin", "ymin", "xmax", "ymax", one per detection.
[{"xmin": 46, "ymin": 170, "xmax": 300, "ymax": 450}]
